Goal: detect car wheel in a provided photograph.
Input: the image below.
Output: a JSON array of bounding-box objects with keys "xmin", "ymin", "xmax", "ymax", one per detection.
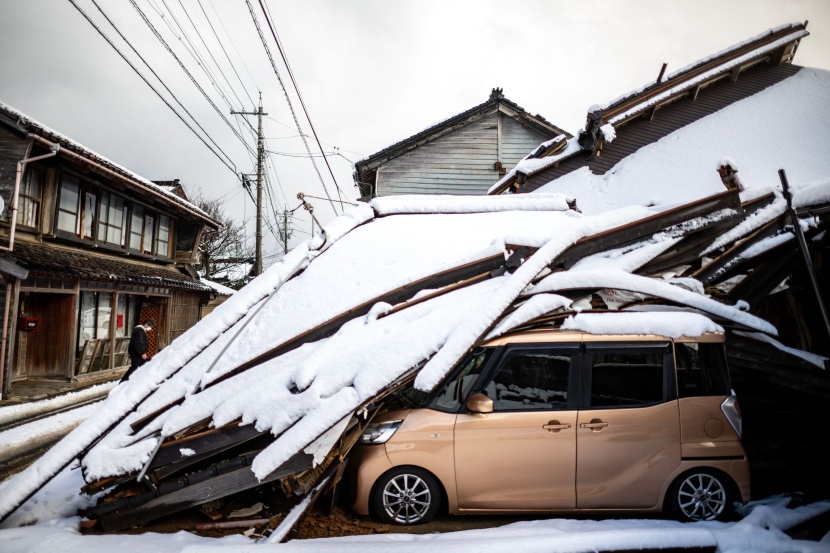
[
  {"xmin": 667, "ymin": 469, "xmax": 733, "ymax": 522},
  {"xmin": 371, "ymin": 467, "xmax": 440, "ymax": 525}
]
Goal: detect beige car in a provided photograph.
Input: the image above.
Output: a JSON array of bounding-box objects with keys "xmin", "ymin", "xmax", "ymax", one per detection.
[{"xmin": 347, "ymin": 328, "xmax": 750, "ymax": 525}]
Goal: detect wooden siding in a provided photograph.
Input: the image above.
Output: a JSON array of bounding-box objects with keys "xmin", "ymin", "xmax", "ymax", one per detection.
[
  {"xmin": 15, "ymin": 293, "xmax": 75, "ymax": 378},
  {"xmin": 522, "ymin": 63, "xmax": 802, "ymax": 193},
  {"xmin": 170, "ymin": 290, "xmax": 201, "ymax": 343},
  {"xmin": 500, "ymin": 113, "xmax": 550, "ymax": 169},
  {"xmin": 377, "ymin": 112, "xmax": 550, "ymax": 197},
  {"xmin": 0, "ymin": 127, "xmax": 29, "ymax": 219}
]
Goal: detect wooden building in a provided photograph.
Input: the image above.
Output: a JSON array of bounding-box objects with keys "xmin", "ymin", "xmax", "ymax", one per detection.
[
  {"xmin": 353, "ymin": 88, "xmax": 569, "ymax": 200},
  {"xmin": 0, "ymin": 101, "xmax": 220, "ymax": 397}
]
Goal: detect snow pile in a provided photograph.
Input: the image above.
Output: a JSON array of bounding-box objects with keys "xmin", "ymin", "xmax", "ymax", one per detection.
[{"xmin": 561, "ymin": 311, "xmax": 724, "ymax": 338}]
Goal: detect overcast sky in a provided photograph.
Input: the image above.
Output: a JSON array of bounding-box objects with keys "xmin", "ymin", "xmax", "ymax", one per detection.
[{"xmin": 1, "ymin": 0, "xmax": 829, "ymax": 267}]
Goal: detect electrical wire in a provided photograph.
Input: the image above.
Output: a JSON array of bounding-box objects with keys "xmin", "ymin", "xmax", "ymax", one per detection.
[
  {"xmin": 154, "ymin": 0, "xmax": 238, "ymax": 112},
  {"xmin": 197, "ymin": 0, "xmax": 256, "ymax": 109},
  {"xmin": 259, "ymin": 0, "xmax": 346, "ymax": 210},
  {"xmin": 87, "ymin": 0, "xmax": 238, "ymax": 173},
  {"xmin": 145, "ymin": 0, "xmax": 234, "ymax": 110},
  {"xmin": 65, "ymin": 0, "xmax": 237, "ymax": 175},
  {"xmin": 244, "ymin": 0, "xmax": 339, "ymax": 215},
  {"xmin": 174, "ymin": 0, "xmax": 248, "ymax": 109},
  {"xmin": 129, "ymin": 0, "xmax": 255, "ymax": 156}
]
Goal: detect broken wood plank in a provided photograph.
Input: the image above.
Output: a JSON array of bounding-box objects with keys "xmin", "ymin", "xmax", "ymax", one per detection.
[
  {"xmin": 265, "ymin": 463, "xmax": 340, "ymax": 543},
  {"xmin": 92, "ymin": 451, "xmax": 314, "ymax": 532},
  {"xmin": 692, "ymin": 217, "xmax": 786, "ymax": 285}
]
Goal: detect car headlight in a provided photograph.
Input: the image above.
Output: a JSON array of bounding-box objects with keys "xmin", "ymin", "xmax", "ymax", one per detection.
[{"xmin": 358, "ymin": 420, "xmax": 402, "ymax": 445}]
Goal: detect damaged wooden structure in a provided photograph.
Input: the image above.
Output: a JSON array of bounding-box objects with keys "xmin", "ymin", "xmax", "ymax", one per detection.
[
  {"xmin": 1, "ymin": 22, "xmax": 828, "ymax": 541},
  {"xmin": 41, "ymin": 181, "xmax": 830, "ymax": 536}
]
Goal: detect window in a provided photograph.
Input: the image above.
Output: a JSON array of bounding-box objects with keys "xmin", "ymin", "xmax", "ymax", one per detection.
[
  {"xmin": 143, "ymin": 212, "xmax": 155, "ymax": 254},
  {"xmin": 18, "ymin": 167, "xmax": 43, "ymax": 228},
  {"xmin": 55, "ymin": 172, "xmax": 174, "ymax": 256},
  {"xmin": 430, "ymin": 348, "xmax": 494, "ymax": 412},
  {"xmin": 156, "ymin": 215, "xmax": 170, "ymax": 257},
  {"xmin": 78, "ymin": 291, "xmax": 112, "ymax": 349},
  {"xmin": 675, "ymin": 343, "xmax": 731, "ymax": 398},
  {"xmin": 98, "ymin": 192, "xmax": 127, "ymax": 247},
  {"xmin": 129, "ymin": 205, "xmax": 144, "ymax": 251},
  {"xmin": 57, "ymin": 175, "xmax": 96, "ymax": 240},
  {"xmin": 128, "ymin": 205, "xmax": 168, "ymax": 256},
  {"xmin": 586, "ymin": 343, "xmax": 670, "ymax": 408},
  {"xmin": 489, "ymin": 348, "xmax": 574, "ymax": 411},
  {"xmin": 57, "ymin": 175, "xmax": 80, "ymax": 234}
]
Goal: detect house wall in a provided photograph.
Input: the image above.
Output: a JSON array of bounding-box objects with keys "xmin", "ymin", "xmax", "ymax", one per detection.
[
  {"xmin": 377, "ymin": 112, "xmax": 550, "ymax": 196},
  {"xmin": 170, "ymin": 289, "xmax": 202, "ymax": 343},
  {"xmin": 0, "ymin": 127, "xmax": 29, "ymax": 211}
]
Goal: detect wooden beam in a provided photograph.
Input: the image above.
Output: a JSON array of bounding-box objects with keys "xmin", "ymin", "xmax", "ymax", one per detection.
[
  {"xmin": 692, "ymin": 217, "xmax": 786, "ymax": 286},
  {"xmin": 201, "ymin": 253, "xmax": 511, "ymax": 393},
  {"xmin": 554, "ymin": 190, "xmax": 743, "ymax": 269}
]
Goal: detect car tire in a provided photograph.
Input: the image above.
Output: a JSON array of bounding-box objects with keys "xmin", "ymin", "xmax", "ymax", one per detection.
[
  {"xmin": 666, "ymin": 468, "xmax": 734, "ymax": 522},
  {"xmin": 371, "ymin": 466, "xmax": 441, "ymax": 525}
]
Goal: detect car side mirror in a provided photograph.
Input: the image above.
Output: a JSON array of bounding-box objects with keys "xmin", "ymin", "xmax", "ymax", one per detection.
[{"xmin": 466, "ymin": 392, "xmax": 493, "ymax": 414}]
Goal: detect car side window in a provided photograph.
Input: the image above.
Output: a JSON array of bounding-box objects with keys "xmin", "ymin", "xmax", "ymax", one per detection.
[
  {"xmin": 675, "ymin": 342, "xmax": 731, "ymax": 398},
  {"xmin": 429, "ymin": 348, "xmax": 493, "ymax": 412},
  {"xmin": 586, "ymin": 343, "xmax": 670, "ymax": 408},
  {"xmin": 488, "ymin": 348, "xmax": 575, "ymax": 411}
]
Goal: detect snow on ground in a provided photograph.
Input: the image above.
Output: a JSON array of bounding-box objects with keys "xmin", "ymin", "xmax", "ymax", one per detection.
[
  {"xmin": 536, "ymin": 68, "xmax": 830, "ymax": 215},
  {"xmin": 0, "ymin": 463, "xmax": 828, "ymax": 553},
  {"xmin": 2, "ymin": 457, "xmax": 829, "ymax": 550},
  {"xmin": 0, "ymin": 403, "xmax": 101, "ymax": 463},
  {"xmin": 0, "ymin": 383, "xmax": 113, "ymax": 426}
]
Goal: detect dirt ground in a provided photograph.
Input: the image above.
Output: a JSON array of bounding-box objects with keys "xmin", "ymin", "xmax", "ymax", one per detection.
[{"xmin": 107, "ymin": 483, "xmax": 544, "ymax": 542}]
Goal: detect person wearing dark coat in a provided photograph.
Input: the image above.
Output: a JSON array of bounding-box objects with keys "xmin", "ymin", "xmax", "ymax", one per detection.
[{"xmin": 120, "ymin": 318, "xmax": 155, "ymax": 383}]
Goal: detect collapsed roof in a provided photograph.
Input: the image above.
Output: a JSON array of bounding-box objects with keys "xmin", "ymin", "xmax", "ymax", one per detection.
[{"xmin": 0, "ymin": 21, "xmax": 828, "ymax": 538}]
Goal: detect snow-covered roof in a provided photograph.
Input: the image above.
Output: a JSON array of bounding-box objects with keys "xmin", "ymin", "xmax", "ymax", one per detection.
[
  {"xmin": 532, "ymin": 67, "xmax": 830, "ymax": 215},
  {"xmin": 0, "ymin": 190, "xmax": 784, "ymax": 525},
  {"xmin": 0, "ymin": 101, "xmax": 218, "ymax": 227},
  {"xmin": 200, "ymin": 278, "xmax": 237, "ymax": 296},
  {"xmin": 488, "ymin": 22, "xmax": 821, "ymax": 205}
]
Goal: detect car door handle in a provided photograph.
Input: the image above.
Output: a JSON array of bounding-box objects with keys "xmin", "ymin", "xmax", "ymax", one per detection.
[
  {"xmin": 542, "ymin": 421, "xmax": 571, "ymax": 433},
  {"xmin": 580, "ymin": 419, "xmax": 609, "ymax": 431}
]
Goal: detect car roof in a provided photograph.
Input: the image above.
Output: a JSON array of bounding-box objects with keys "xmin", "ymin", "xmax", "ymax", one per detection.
[{"xmin": 480, "ymin": 326, "xmax": 725, "ymax": 347}]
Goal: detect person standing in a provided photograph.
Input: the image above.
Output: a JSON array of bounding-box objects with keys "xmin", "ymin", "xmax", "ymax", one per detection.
[{"xmin": 121, "ymin": 318, "xmax": 155, "ymax": 383}]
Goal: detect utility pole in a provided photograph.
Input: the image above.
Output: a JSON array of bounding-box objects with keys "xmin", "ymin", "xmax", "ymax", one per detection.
[
  {"xmin": 283, "ymin": 209, "xmax": 289, "ymax": 255},
  {"xmin": 231, "ymin": 94, "xmax": 267, "ymax": 276}
]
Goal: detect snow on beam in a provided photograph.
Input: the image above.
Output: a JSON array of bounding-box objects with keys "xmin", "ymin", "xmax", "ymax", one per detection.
[{"xmin": 528, "ymin": 270, "xmax": 777, "ymax": 335}]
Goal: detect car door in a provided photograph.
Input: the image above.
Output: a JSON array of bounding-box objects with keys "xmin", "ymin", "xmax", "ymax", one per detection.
[
  {"xmin": 454, "ymin": 344, "xmax": 578, "ymax": 510},
  {"xmin": 576, "ymin": 341, "xmax": 681, "ymax": 510}
]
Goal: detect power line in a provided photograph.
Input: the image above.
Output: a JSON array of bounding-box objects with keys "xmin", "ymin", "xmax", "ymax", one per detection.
[
  {"xmin": 129, "ymin": 0, "xmax": 255, "ymax": 156},
  {"xmin": 174, "ymin": 0, "xmax": 248, "ymax": 109},
  {"xmin": 244, "ymin": 0, "xmax": 339, "ymax": 215},
  {"xmin": 197, "ymin": 0, "xmax": 256, "ymax": 109},
  {"xmin": 205, "ymin": 0, "xmax": 259, "ymax": 88},
  {"xmin": 65, "ymin": 0, "xmax": 237, "ymax": 175},
  {"xmin": 153, "ymin": 0, "xmax": 238, "ymax": 112},
  {"xmin": 87, "ymin": 0, "xmax": 238, "ymax": 172},
  {"xmin": 259, "ymin": 0, "xmax": 347, "ymax": 210}
]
